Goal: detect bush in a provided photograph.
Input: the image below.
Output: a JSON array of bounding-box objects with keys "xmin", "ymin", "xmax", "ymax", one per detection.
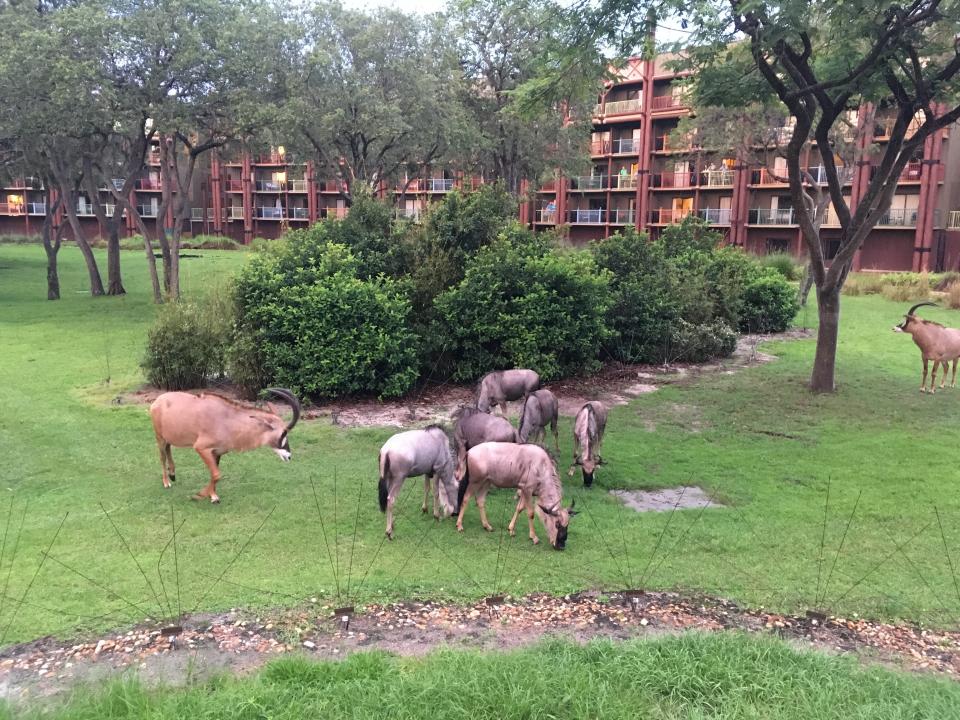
[
  {"xmin": 739, "ymin": 273, "xmax": 800, "ymax": 333},
  {"xmin": 142, "ymin": 290, "xmax": 232, "ymax": 390},
  {"xmin": 434, "ymin": 229, "xmax": 611, "ymax": 381},
  {"xmin": 758, "ymin": 252, "xmax": 803, "ymax": 281},
  {"xmin": 880, "ymin": 272, "xmax": 930, "ymax": 302},
  {"xmin": 670, "ymin": 319, "xmax": 738, "ymax": 362},
  {"xmin": 946, "ymin": 282, "xmax": 960, "ymax": 309},
  {"xmin": 233, "ymin": 240, "xmax": 419, "ymax": 398}
]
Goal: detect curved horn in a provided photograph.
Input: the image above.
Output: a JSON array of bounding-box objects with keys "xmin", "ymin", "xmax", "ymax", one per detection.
[
  {"xmin": 265, "ymin": 388, "xmax": 301, "ymax": 432},
  {"xmin": 906, "ymin": 302, "xmax": 937, "ymax": 317}
]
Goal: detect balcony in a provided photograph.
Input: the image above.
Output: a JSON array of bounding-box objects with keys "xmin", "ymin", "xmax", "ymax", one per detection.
[
  {"xmin": 650, "ymin": 94, "xmax": 684, "ymax": 112},
  {"xmin": 191, "ymin": 208, "xmax": 217, "ymax": 222},
  {"xmin": 701, "ymin": 169, "xmax": 734, "ymax": 187},
  {"xmin": 289, "ymin": 207, "xmax": 310, "ymax": 220},
  {"xmin": 611, "ymin": 138, "xmax": 639, "ymax": 154},
  {"xmin": 319, "ymin": 206, "xmax": 347, "ymax": 219},
  {"xmin": 538, "ymin": 179, "xmax": 557, "ymax": 192},
  {"xmin": 651, "ymin": 172, "xmax": 696, "ymax": 189},
  {"xmin": 949, "ymin": 210, "xmax": 960, "ymax": 230},
  {"xmin": 255, "ymin": 206, "xmax": 284, "ymax": 219},
  {"xmin": 648, "ymin": 208, "xmax": 691, "ymax": 224},
  {"xmin": 749, "ymin": 208, "xmax": 795, "ymax": 225},
  {"xmin": 225, "ymin": 179, "xmax": 244, "ymax": 192},
  {"xmin": 608, "ymin": 209, "xmax": 635, "ymax": 225},
  {"xmin": 876, "ymin": 208, "xmax": 918, "ymax": 227},
  {"xmin": 567, "ymin": 208, "xmax": 606, "ymax": 224},
  {"xmin": 569, "ymin": 175, "xmax": 608, "ymax": 191},
  {"xmin": 652, "ymin": 135, "xmax": 690, "ymax": 153},
  {"xmin": 229, "ymin": 207, "xmax": 245, "ymax": 220},
  {"xmin": 697, "ymin": 208, "xmax": 732, "ymax": 225},
  {"xmin": 590, "ymin": 140, "xmax": 609, "ymax": 155},
  {"xmin": 137, "ymin": 204, "xmax": 158, "ymax": 218},
  {"xmin": 317, "ymin": 180, "xmax": 341, "ymax": 193},
  {"xmin": 26, "ymin": 202, "xmax": 46, "ymax": 215},
  {"xmin": 611, "ymin": 174, "xmax": 638, "ymax": 190},
  {"xmin": 0, "ymin": 202, "xmax": 23, "ymax": 215},
  {"xmin": 599, "ymin": 98, "xmax": 642, "ymax": 116},
  {"xmin": 289, "ymin": 179, "xmax": 309, "ymax": 193},
  {"xmin": 395, "ymin": 207, "xmax": 422, "ymax": 222},
  {"xmin": 751, "ymin": 168, "xmax": 788, "ymax": 185},
  {"xmin": 135, "ymin": 178, "xmax": 162, "ymax": 190},
  {"xmin": 76, "ymin": 203, "xmax": 94, "ymax": 217},
  {"xmin": 5, "ymin": 177, "xmax": 43, "ymax": 190},
  {"xmin": 427, "ymin": 178, "xmax": 454, "ymax": 192},
  {"xmin": 255, "ymin": 180, "xmax": 285, "ymax": 192},
  {"xmin": 534, "ymin": 209, "xmax": 557, "ymax": 224},
  {"xmin": 256, "ymin": 153, "xmax": 286, "ymax": 164}
]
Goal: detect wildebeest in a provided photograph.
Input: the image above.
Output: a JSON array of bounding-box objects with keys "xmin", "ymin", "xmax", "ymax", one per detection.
[
  {"xmin": 893, "ymin": 302, "xmax": 960, "ymax": 393},
  {"xmin": 149, "ymin": 388, "xmax": 300, "ymax": 503},
  {"xmin": 476, "ymin": 369, "xmax": 540, "ymax": 414},
  {"xmin": 456, "ymin": 442, "xmax": 576, "ymax": 550},
  {"xmin": 452, "ymin": 405, "xmax": 517, "ymax": 480},
  {"xmin": 518, "ymin": 389, "xmax": 559, "ymax": 452},
  {"xmin": 378, "ymin": 426, "xmax": 459, "ymax": 539},
  {"xmin": 568, "ymin": 401, "xmax": 607, "ymax": 487}
]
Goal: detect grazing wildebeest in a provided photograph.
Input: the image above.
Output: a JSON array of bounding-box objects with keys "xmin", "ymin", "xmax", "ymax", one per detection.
[
  {"xmin": 452, "ymin": 405, "xmax": 517, "ymax": 480},
  {"xmin": 149, "ymin": 388, "xmax": 300, "ymax": 503},
  {"xmin": 518, "ymin": 389, "xmax": 559, "ymax": 452},
  {"xmin": 456, "ymin": 442, "xmax": 576, "ymax": 550},
  {"xmin": 568, "ymin": 401, "xmax": 607, "ymax": 487},
  {"xmin": 893, "ymin": 302, "xmax": 960, "ymax": 393},
  {"xmin": 378, "ymin": 426, "xmax": 458, "ymax": 539},
  {"xmin": 476, "ymin": 369, "xmax": 540, "ymax": 415}
]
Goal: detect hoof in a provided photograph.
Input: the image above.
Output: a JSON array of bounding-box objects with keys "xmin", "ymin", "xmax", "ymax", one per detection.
[
  {"xmin": 457, "ymin": 526, "xmax": 464, "ymax": 533},
  {"xmin": 169, "ymin": 474, "xmax": 176, "ymax": 483},
  {"xmin": 483, "ymin": 525, "xmax": 494, "ymax": 533},
  {"xmin": 386, "ymin": 532, "xmax": 393, "ymax": 541},
  {"xmin": 211, "ymin": 497, "xmax": 220, "ymax": 504},
  {"xmin": 531, "ymin": 536, "xmax": 539, "ymax": 545},
  {"xmin": 421, "ymin": 506, "xmax": 428, "ymax": 514}
]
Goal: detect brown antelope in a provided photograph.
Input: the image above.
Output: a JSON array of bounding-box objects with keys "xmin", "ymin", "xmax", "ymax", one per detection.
[
  {"xmin": 476, "ymin": 369, "xmax": 539, "ymax": 415},
  {"xmin": 149, "ymin": 388, "xmax": 300, "ymax": 503},
  {"xmin": 568, "ymin": 401, "xmax": 608, "ymax": 487},
  {"xmin": 893, "ymin": 302, "xmax": 960, "ymax": 393},
  {"xmin": 518, "ymin": 388, "xmax": 560, "ymax": 452},
  {"xmin": 452, "ymin": 406, "xmax": 517, "ymax": 482},
  {"xmin": 456, "ymin": 442, "xmax": 576, "ymax": 550}
]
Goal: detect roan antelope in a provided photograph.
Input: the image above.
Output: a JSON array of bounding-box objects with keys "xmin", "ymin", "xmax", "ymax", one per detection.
[{"xmin": 893, "ymin": 302, "xmax": 960, "ymax": 393}]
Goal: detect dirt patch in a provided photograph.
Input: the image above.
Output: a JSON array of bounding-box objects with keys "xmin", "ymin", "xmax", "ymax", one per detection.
[
  {"xmin": 1, "ymin": 590, "xmax": 957, "ymax": 702},
  {"xmin": 611, "ymin": 487, "xmax": 724, "ymax": 512},
  {"xmin": 116, "ymin": 331, "xmax": 809, "ymax": 428}
]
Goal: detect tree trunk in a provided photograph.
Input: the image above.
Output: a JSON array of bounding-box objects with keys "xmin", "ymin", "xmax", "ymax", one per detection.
[
  {"xmin": 106, "ymin": 226, "xmax": 125, "ymax": 295},
  {"xmin": 810, "ymin": 284, "xmax": 841, "ymax": 392},
  {"xmin": 63, "ymin": 205, "xmax": 105, "ymax": 297}
]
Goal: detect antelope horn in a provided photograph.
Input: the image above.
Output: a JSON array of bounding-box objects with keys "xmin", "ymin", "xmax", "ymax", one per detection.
[
  {"xmin": 906, "ymin": 302, "xmax": 937, "ymax": 317},
  {"xmin": 265, "ymin": 388, "xmax": 301, "ymax": 432}
]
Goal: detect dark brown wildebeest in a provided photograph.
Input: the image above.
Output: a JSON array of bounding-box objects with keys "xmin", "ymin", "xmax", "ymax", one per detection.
[
  {"xmin": 456, "ymin": 441, "xmax": 576, "ymax": 550},
  {"xmin": 569, "ymin": 401, "xmax": 607, "ymax": 487},
  {"xmin": 378, "ymin": 426, "xmax": 459, "ymax": 539},
  {"xmin": 452, "ymin": 405, "xmax": 517, "ymax": 481},
  {"xmin": 149, "ymin": 388, "xmax": 300, "ymax": 503},
  {"xmin": 518, "ymin": 389, "xmax": 559, "ymax": 452},
  {"xmin": 476, "ymin": 369, "xmax": 540, "ymax": 415}
]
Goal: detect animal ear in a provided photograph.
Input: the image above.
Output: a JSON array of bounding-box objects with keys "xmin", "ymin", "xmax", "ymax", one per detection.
[{"xmin": 538, "ymin": 504, "xmax": 557, "ymax": 517}]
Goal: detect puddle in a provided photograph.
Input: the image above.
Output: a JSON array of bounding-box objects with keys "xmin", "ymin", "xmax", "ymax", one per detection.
[{"xmin": 610, "ymin": 486, "xmax": 724, "ymax": 512}]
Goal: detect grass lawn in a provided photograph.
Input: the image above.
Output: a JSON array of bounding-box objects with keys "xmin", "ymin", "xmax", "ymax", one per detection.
[
  {"xmin": 1, "ymin": 244, "xmax": 960, "ymax": 646},
  {"xmin": 6, "ymin": 634, "xmax": 960, "ymax": 719}
]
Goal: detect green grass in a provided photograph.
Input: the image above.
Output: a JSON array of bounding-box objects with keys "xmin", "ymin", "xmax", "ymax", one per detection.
[
  {"xmin": 1, "ymin": 245, "xmax": 960, "ymax": 646},
  {"xmin": 7, "ymin": 634, "xmax": 960, "ymax": 719}
]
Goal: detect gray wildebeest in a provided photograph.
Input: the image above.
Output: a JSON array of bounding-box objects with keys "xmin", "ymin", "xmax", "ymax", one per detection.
[
  {"xmin": 518, "ymin": 389, "xmax": 559, "ymax": 452},
  {"xmin": 456, "ymin": 442, "xmax": 577, "ymax": 550},
  {"xmin": 568, "ymin": 401, "xmax": 607, "ymax": 487},
  {"xmin": 893, "ymin": 302, "xmax": 960, "ymax": 392},
  {"xmin": 452, "ymin": 405, "xmax": 517, "ymax": 481},
  {"xmin": 149, "ymin": 388, "xmax": 300, "ymax": 503},
  {"xmin": 378, "ymin": 426, "xmax": 459, "ymax": 539},
  {"xmin": 476, "ymin": 369, "xmax": 539, "ymax": 414}
]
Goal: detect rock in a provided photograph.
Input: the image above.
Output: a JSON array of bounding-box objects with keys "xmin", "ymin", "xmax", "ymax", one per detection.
[{"xmin": 302, "ymin": 640, "xmax": 316, "ymax": 649}]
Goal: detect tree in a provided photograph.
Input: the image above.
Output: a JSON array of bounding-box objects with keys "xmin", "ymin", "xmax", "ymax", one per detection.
[
  {"xmin": 279, "ymin": 3, "xmax": 470, "ymax": 205},
  {"xmin": 452, "ymin": 0, "xmax": 591, "ymax": 193},
  {"xmin": 534, "ymin": 0, "xmax": 960, "ymax": 392}
]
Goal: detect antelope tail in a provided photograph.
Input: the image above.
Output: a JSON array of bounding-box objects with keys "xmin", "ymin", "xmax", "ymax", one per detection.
[
  {"xmin": 457, "ymin": 462, "xmax": 470, "ymax": 513},
  {"xmin": 378, "ymin": 453, "xmax": 389, "ymax": 513}
]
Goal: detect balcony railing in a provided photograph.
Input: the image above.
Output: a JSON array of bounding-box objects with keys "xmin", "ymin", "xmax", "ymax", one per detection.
[
  {"xmin": 255, "ymin": 180, "xmax": 285, "ymax": 192},
  {"xmin": 611, "ymin": 174, "xmax": 638, "ymax": 190},
  {"xmin": 569, "ymin": 175, "xmax": 607, "ymax": 191},
  {"xmin": 289, "ymin": 207, "xmax": 309, "ymax": 220},
  {"xmin": 590, "ymin": 140, "xmax": 609, "ymax": 155},
  {"xmin": 229, "ymin": 207, "xmax": 244, "ymax": 220},
  {"xmin": 876, "ymin": 208, "xmax": 918, "ymax": 227},
  {"xmin": 319, "ymin": 206, "xmax": 347, "ymax": 219},
  {"xmin": 256, "ymin": 206, "xmax": 284, "ymax": 219},
  {"xmin": 27, "ymin": 202, "xmax": 46, "ymax": 215},
  {"xmin": 949, "ymin": 210, "xmax": 960, "ymax": 230},
  {"xmin": 751, "ymin": 168, "xmax": 788, "ymax": 185},
  {"xmin": 5, "ymin": 177, "xmax": 44, "ymax": 190},
  {"xmin": 600, "ymin": 98, "xmax": 642, "ymax": 115},
  {"xmin": 289, "ymin": 179, "xmax": 309, "ymax": 193},
  {"xmin": 225, "ymin": 179, "xmax": 244, "ymax": 192},
  {"xmin": 650, "ymin": 94, "xmax": 684, "ymax": 111},
  {"xmin": 534, "ymin": 209, "xmax": 557, "ymax": 224},
  {"xmin": 137, "ymin": 204, "xmax": 159, "ymax": 218},
  {"xmin": 652, "ymin": 135, "xmax": 691, "ymax": 152},
  {"xmin": 611, "ymin": 138, "xmax": 639, "ymax": 154},
  {"xmin": 701, "ymin": 169, "xmax": 735, "ymax": 187},
  {"xmin": 76, "ymin": 204, "xmax": 94, "ymax": 217},
  {"xmin": 651, "ymin": 172, "xmax": 696, "ymax": 189},
  {"xmin": 427, "ymin": 178, "xmax": 454, "ymax": 192},
  {"xmin": 135, "ymin": 178, "xmax": 162, "ymax": 190},
  {"xmin": 256, "ymin": 153, "xmax": 286, "ymax": 164},
  {"xmin": 749, "ymin": 208, "xmax": 795, "ymax": 225},
  {"xmin": 648, "ymin": 208, "xmax": 691, "ymax": 224},
  {"xmin": 697, "ymin": 208, "xmax": 732, "ymax": 225},
  {"xmin": 567, "ymin": 208, "xmax": 606, "ymax": 224},
  {"xmin": 0, "ymin": 203, "xmax": 23, "ymax": 215},
  {"xmin": 395, "ymin": 208, "xmax": 422, "ymax": 222},
  {"xmin": 608, "ymin": 209, "xmax": 635, "ymax": 225},
  {"xmin": 191, "ymin": 207, "xmax": 216, "ymax": 221}
]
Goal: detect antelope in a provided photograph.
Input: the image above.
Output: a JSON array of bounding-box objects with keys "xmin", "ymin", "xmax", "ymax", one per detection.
[
  {"xmin": 456, "ymin": 442, "xmax": 577, "ymax": 550},
  {"xmin": 476, "ymin": 369, "xmax": 540, "ymax": 415},
  {"xmin": 452, "ymin": 405, "xmax": 517, "ymax": 482},
  {"xmin": 893, "ymin": 302, "xmax": 960, "ymax": 393},
  {"xmin": 517, "ymin": 388, "xmax": 560, "ymax": 452},
  {"xmin": 149, "ymin": 388, "xmax": 300, "ymax": 503},
  {"xmin": 378, "ymin": 426, "xmax": 459, "ymax": 540},
  {"xmin": 568, "ymin": 401, "xmax": 608, "ymax": 487}
]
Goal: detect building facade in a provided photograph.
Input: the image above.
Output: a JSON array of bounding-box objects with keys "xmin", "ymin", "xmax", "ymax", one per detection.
[{"xmin": 2, "ymin": 53, "xmax": 959, "ymax": 271}]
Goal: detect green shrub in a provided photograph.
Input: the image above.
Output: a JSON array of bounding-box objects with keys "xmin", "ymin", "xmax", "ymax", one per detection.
[
  {"xmin": 758, "ymin": 252, "xmax": 803, "ymax": 281},
  {"xmin": 739, "ymin": 273, "xmax": 799, "ymax": 333},
  {"xmin": 0, "ymin": 234, "xmax": 41, "ymax": 244},
  {"xmin": 142, "ymin": 292, "xmax": 232, "ymax": 390},
  {"xmin": 233, "ymin": 241, "xmax": 419, "ymax": 398},
  {"xmin": 670, "ymin": 319, "xmax": 737, "ymax": 362},
  {"xmin": 434, "ymin": 230, "xmax": 611, "ymax": 381}
]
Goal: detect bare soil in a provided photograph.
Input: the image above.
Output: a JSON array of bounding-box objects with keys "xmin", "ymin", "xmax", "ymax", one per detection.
[{"xmin": 611, "ymin": 487, "xmax": 725, "ymax": 512}]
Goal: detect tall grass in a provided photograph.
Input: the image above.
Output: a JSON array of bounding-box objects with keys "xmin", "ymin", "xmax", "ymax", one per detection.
[{"xmin": 757, "ymin": 252, "xmax": 804, "ymax": 281}]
